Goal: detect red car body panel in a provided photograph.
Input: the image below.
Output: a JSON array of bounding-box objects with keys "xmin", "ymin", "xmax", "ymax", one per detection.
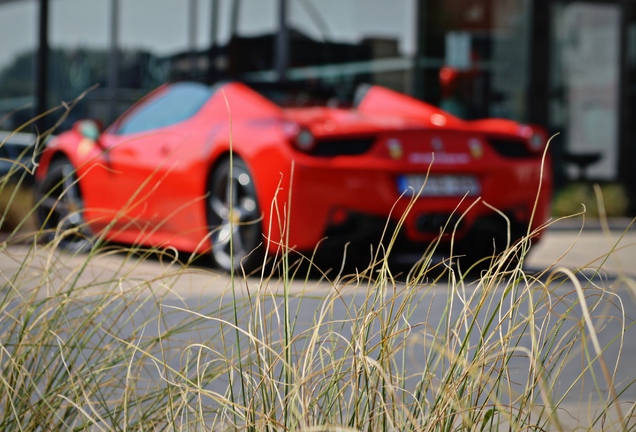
[{"xmin": 37, "ymin": 82, "xmax": 552, "ymax": 262}]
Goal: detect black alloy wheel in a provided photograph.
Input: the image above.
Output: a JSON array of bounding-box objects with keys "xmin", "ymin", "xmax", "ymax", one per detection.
[
  {"xmin": 208, "ymin": 157, "xmax": 263, "ymax": 273},
  {"xmin": 35, "ymin": 157, "xmax": 93, "ymax": 252}
]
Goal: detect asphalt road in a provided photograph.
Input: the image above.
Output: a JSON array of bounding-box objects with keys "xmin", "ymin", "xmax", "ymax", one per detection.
[
  {"xmin": 2, "ymin": 222, "xmax": 636, "ymax": 428},
  {"xmin": 4, "ymin": 220, "xmax": 635, "ymax": 296}
]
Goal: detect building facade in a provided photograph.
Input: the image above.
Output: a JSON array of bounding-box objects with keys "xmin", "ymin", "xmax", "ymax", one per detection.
[{"xmin": 0, "ymin": 0, "xmax": 634, "ymax": 210}]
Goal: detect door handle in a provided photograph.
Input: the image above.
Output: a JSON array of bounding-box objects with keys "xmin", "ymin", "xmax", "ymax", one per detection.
[
  {"xmin": 120, "ymin": 147, "xmax": 136, "ymax": 157},
  {"xmin": 160, "ymin": 145, "xmax": 171, "ymax": 156}
]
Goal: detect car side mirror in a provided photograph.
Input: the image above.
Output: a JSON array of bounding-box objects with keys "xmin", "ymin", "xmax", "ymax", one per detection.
[{"xmin": 73, "ymin": 119, "xmax": 104, "ymax": 141}]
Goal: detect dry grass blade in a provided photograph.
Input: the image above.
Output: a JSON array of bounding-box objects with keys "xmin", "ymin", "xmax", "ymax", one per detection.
[{"xmin": 1, "ymin": 114, "xmax": 635, "ymax": 430}]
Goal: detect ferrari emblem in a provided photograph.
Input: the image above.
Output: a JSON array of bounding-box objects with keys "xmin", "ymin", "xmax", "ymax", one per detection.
[
  {"xmin": 387, "ymin": 138, "xmax": 403, "ymax": 160},
  {"xmin": 431, "ymin": 137, "xmax": 444, "ymax": 152},
  {"xmin": 468, "ymin": 138, "xmax": 483, "ymax": 159}
]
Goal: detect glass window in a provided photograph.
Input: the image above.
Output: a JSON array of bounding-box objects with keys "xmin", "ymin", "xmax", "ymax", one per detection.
[
  {"xmin": 243, "ymin": 0, "xmax": 416, "ymax": 106},
  {"xmin": 213, "ymin": 0, "xmax": 277, "ymax": 77},
  {"xmin": 0, "ymin": 0, "xmax": 37, "ymax": 131},
  {"xmin": 195, "ymin": 0, "xmax": 213, "ymax": 51},
  {"xmin": 119, "ymin": 0, "xmax": 190, "ymax": 89},
  {"xmin": 420, "ymin": 0, "xmax": 531, "ymax": 121},
  {"xmin": 212, "ymin": 0, "xmax": 277, "ymax": 47},
  {"xmin": 49, "ymin": 0, "xmax": 110, "ymax": 128},
  {"xmin": 120, "ymin": 0, "xmax": 188, "ymax": 56},
  {"xmin": 289, "ymin": 0, "xmax": 415, "ymax": 58},
  {"xmin": 116, "ymin": 82, "xmax": 212, "ymax": 135}
]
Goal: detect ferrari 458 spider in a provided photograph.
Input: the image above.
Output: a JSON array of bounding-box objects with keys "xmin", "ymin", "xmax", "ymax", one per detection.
[{"xmin": 35, "ymin": 81, "xmax": 551, "ymax": 272}]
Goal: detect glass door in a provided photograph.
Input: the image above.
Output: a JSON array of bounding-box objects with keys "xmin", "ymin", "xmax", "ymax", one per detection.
[{"xmin": 549, "ymin": 1, "xmax": 622, "ymax": 181}]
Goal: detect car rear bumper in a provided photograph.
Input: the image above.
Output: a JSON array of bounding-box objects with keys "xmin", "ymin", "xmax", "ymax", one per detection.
[
  {"xmin": 284, "ymin": 157, "xmax": 550, "ymax": 253},
  {"xmin": 309, "ymin": 207, "xmax": 533, "ymax": 264}
]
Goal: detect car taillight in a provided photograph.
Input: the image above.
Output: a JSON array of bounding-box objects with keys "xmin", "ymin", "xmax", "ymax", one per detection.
[
  {"xmin": 519, "ymin": 125, "xmax": 547, "ymax": 154},
  {"xmin": 284, "ymin": 122, "xmax": 315, "ymax": 153}
]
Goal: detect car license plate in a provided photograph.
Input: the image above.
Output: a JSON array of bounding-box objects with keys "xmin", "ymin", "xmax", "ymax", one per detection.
[{"xmin": 397, "ymin": 175, "xmax": 481, "ymax": 197}]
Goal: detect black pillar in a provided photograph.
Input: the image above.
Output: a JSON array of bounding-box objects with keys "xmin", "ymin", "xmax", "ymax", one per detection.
[
  {"xmin": 527, "ymin": 0, "xmax": 550, "ymax": 127},
  {"xmin": 275, "ymin": 0, "xmax": 288, "ymax": 82},
  {"xmin": 108, "ymin": 0, "xmax": 119, "ymax": 124},
  {"xmin": 412, "ymin": 0, "xmax": 427, "ymax": 100},
  {"xmin": 413, "ymin": 0, "xmax": 444, "ymax": 104},
  {"xmin": 35, "ymin": 0, "xmax": 49, "ymax": 134},
  {"xmin": 619, "ymin": 0, "xmax": 636, "ymax": 214}
]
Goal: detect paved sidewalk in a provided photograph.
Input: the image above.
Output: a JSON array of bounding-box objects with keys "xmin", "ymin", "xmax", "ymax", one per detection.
[
  {"xmin": 546, "ymin": 215, "xmax": 635, "ymax": 232},
  {"xmin": 526, "ymin": 219, "xmax": 636, "ymax": 277},
  {"xmin": 2, "ymin": 217, "xmax": 636, "ymax": 279}
]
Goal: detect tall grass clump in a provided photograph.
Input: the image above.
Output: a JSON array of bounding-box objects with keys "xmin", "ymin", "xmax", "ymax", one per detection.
[{"xmin": 1, "ymin": 128, "xmax": 635, "ymax": 430}]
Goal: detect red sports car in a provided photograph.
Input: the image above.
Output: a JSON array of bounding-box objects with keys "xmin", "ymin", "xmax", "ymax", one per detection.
[{"xmin": 35, "ymin": 81, "xmax": 552, "ymax": 272}]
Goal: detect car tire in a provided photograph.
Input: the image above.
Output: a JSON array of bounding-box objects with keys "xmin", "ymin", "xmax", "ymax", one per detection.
[
  {"xmin": 207, "ymin": 157, "xmax": 263, "ymax": 273},
  {"xmin": 35, "ymin": 157, "xmax": 93, "ymax": 252}
]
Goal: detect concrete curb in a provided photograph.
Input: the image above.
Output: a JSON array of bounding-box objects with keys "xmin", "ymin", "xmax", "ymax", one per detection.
[{"xmin": 546, "ymin": 217, "xmax": 635, "ymax": 232}]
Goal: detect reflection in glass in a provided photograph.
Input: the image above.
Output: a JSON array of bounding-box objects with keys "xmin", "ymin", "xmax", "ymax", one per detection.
[
  {"xmin": 550, "ymin": 3, "xmax": 620, "ymax": 180},
  {"xmin": 0, "ymin": 0, "xmax": 37, "ymax": 131},
  {"xmin": 431, "ymin": 0, "xmax": 530, "ymax": 121},
  {"xmin": 284, "ymin": 0, "xmax": 415, "ymax": 102},
  {"xmin": 49, "ymin": 0, "xmax": 109, "ymax": 129}
]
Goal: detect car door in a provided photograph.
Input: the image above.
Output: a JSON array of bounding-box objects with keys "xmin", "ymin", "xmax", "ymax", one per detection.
[
  {"xmin": 100, "ymin": 82, "xmax": 213, "ymax": 233},
  {"xmin": 98, "ymin": 130, "xmax": 184, "ymax": 231}
]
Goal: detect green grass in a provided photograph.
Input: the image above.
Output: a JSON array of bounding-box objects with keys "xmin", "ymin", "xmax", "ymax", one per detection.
[
  {"xmin": 553, "ymin": 182, "xmax": 630, "ymax": 218},
  {"xmin": 0, "ymin": 182, "xmax": 37, "ymax": 234},
  {"xmin": 1, "ymin": 136, "xmax": 635, "ymax": 430}
]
